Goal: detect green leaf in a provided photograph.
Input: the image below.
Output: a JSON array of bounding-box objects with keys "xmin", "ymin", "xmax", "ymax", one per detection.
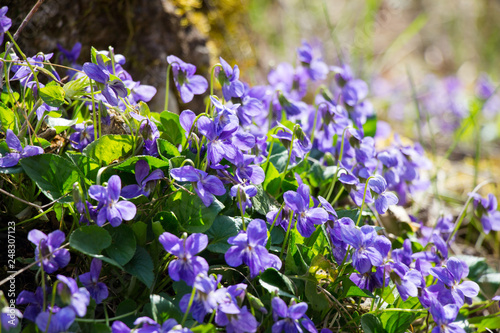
[
  {"xmin": 168, "ymin": 190, "xmax": 224, "ymax": 233},
  {"xmin": 20, "ymin": 154, "xmax": 80, "ymax": 201},
  {"xmin": 379, "ymin": 297, "xmax": 424, "ymax": 333},
  {"xmin": 284, "ymin": 229, "xmax": 309, "ymax": 275},
  {"xmin": 361, "ymin": 313, "xmax": 386, "ymax": 333},
  {"xmin": 0, "ymin": 165, "xmax": 23, "ymax": 174},
  {"xmin": 262, "ymin": 161, "xmax": 281, "ymax": 196},
  {"xmin": 268, "ymin": 145, "xmax": 289, "ymax": 173},
  {"xmin": 112, "ymin": 155, "xmax": 169, "ymax": 173},
  {"xmin": 469, "ymin": 314, "xmax": 500, "ymax": 331},
  {"xmin": 0, "ymin": 103, "xmax": 16, "ymax": 131},
  {"xmin": 157, "ymin": 138, "xmax": 180, "ymax": 159},
  {"xmin": 379, "ymin": 311, "xmax": 419, "ymax": 333},
  {"xmin": 69, "ymin": 226, "xmax": 112, "ymax": 256},
  {"xmin": 82, "ymin": 323, "xmax": 110, "ymax": 333},
  {"xmin": 168, "ymin": 156, "xmax": 186, "ymax": 169},
  {"xmin": 341, "ymin": 278, "xmax": 375, "ymax": 299},
  {"xmin": 251, "ymin": 185, "xmax": 279, "ymax": 217},
  {"xmin": 159, "ymin": 111, "xmax": 184, "ymax": 146},
  {"xmin": 154, "ymin": 211, "xmax": 182, "ymax": 236},
  {"xmin": 45, "ymin": 117, "xmax": 77, "ymax": 134},
  {"xmin": 65, "ymin": 152, "xmax": 100, "ymax": 185},
  {"xmin": 131, "ymin": 221, "xmax": 148, "ymax": 247},
  {"xmin": 63, "ymin": 76, "xmax": 90, "ymax": 98},
  {"xmin": 478, "ymin": 273, "xmax": 500, "ymax": 295},
  {"xmin": 191, "ymin": 324, "xmax": 217, "ymax": 333},
  {"xmin": 1, "ymin": 91, "xmax": 19, "ymax": 105},
  {"xmin": 103, "ymin": 224, "xmax": 137, "ymax": 266},
  {"xmin": 144, "ymin": 293, "xmax": 183, "ymax": 323},
  {"xmin": 124, "ymin": 246, "xmax": 154, "ymax": 288},
  {"xmin": 206, "ymin": 215, "xmax": 244, "ymax": 253},
  {"xmin": 363, "ymin": 115, "xmax": 377, "ymax": 137},
  {"xmin": 337, "ymin": 209, "xmax": 360, "ymax": 222},
  {"xmin": 39, "ymin": 85, "xmax": 66, "ymax": 107},
  {"xmin": 115, "ymin": 299, "xmax": 137, "ymax": 328},
  {"xmin": 83, "ymin": 135, "xmax": 135, "ymax": 166},
  {"xmin": 258, "ymin": 268, "xmax": 296, "ymax": 298},
  {"xmin": 456, "ymin": 255, "xmax": 488, "ymax": 281}
]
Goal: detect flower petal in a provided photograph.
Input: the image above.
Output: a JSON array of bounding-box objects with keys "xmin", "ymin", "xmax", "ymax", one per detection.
[
  {"xmin": 6, "ymin": 129, "xmax": 23, "ymax": 152},
  {"xmin": 107, "ymin": 175, "xmax": 122, "ymax": 202},
  {"xmin": 201, "ymin": 175, "xmax": 226, "ymax": 196},
  {"xmin": 186, "ymin": 233, "xmax": 209, "ymax": 255},
  {"xmin": 170, "ymin": 165, "xmax": 200, "ymax": 182}
]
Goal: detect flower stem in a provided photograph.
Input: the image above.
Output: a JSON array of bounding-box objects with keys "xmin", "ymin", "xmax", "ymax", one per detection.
[
  {"xmin": 356, "ymin": 176, "xmax": 374, "ymax": 226},
  {"xmin": 279, "ymin": 132, "xmax": 295, "ymax": 191},
  {"xmin": 90, "ymin": 79, "xmax": 98, "ymax": 140},
  {"xmin": 237, "ymin": 187, "xmax": 246, "ymax": 231},
  {"xmin": 164, "ymin": 63, "xmax": 172, "ymax": 112},
  {"xmin": 181, "ymin": 285, "xmax": 197, "ymax": 326},
  {"xmin": 269, "ymin": 203, "xmax": 285, "ymax": 232},
  {"xmin": 181, "ymin": 112, "xmax": 207, "ymax": 152},
  {"xmin": 446, "ymin": 179, "xmax": 491, "ymax": 245},
  {"xmin": 325, "ymin": 127, "xmax": 349, "ymax": 201},
  {"xmin": 207, "ymin": 64, "xmax": 222, "ymax": 116},
  {"xmin": 45, "ymin": 281, "xmax": 61, "ymax": 333},
  {"xmin": 280, "ymin": 213, "xmax": 295, "ymax": 260}
]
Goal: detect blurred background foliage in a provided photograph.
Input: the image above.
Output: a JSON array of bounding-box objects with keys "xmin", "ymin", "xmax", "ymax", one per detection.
[{"xmin": 180, "ymin": 0, "xmax": 500, "ymax": 256}]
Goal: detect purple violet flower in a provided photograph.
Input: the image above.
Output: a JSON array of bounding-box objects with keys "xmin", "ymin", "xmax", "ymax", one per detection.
[
  {"xmin": 232, "ymin": 152, "xmax": 265, "ymax": 185},
  {"xmin": 167, "ymin": 55, "xmax": 208, "ymax": 103},
  {"xmin": 83, "ymin": 53, "xmax": 128, "ymax": 106},
  {"xmin": 11, "ymin": 53, "xmax": 54, "ymax": 86},
  {"xmin": 17, "ymin": 287, "xmax": 45, "ymax": 322},
  {"xmin": 470, "ymin": 193, "xmax": 500, "ymax": 234},
  {"xmin": 123, "ymin": 80, "xmax": 157, "ymax": 104},
  {"xmin": 297, "ymin": 41, "xmax": 328, "ymax": 81},
  {"xmin": 429, "ymin": 257, "xmax": 479, "ymax": 306},
  {"xmin": 133, "ymin": 317, "xmax": 193, "ymax": 333},
  {"xmin": 69, "ymin": 123, "xmax": 95, "ymax": 151},
  {"xmin": 170, "ymin": 165, "xmax": 226, "ymax": 207},
  {"xmin": 392, "ymin": 239, "xmax": 413, "ymax": 267},
  {"xmin": 273, "ymin": 125, "xmax": 311, "ymax": 164},
  {"xmin": 283, "ymin": 184, "xmax": 328, "ymax": 238},
  {"xmin": 340, "ymin": 224, "xmax": 389, "ymax": 274},
  {"xmin": 350, "ymin": 266, "xmax": 389, "ymax": 292},
  {"xmin": 112, "ymin": 321, "xmax": 131, "ymax": 333},
  {"xmin": 1, "ymin": 306, "xmax": 21, "ymax": 331},
  {"xmin": 35, "ymin": 307, "xmax": 75, "ymax": 333},
  {"xmin": 121, "ymin": 160, "xmax": 164, "ymax": 198},
  {"xmin": 57, "ymin": 42, "xmax": 81, "ymax": 64},
  {"xmin": 368, "ymin": 175, "xmax": 399, "ymax": 215},
  {"xmin": 0, "ymin": 6, "xmax": 12, "ymax": 45},
  {"xmin": 196, "ymin": 111, "xmax": 239, "ymax": 166},
  {"xmin": 225, "ymin": 219, "xmax": 282, "ymax": 278},
  {"xmin": 342, "ymin": 79, "xmax": 368, "ymax": 107},
  {"xmin": 230, "ymin": 183, "xmax": 257, "ymax": 214},
  {"xmin": 159, "ymin": 232, "xmax": 209, "ymax": 286},
  {"xmin": 28, "ymin": 229, "xmax": 70, "ymax": 274},
  {"xmin": 129, "ymin": 112, "xmax": 160, "ymax": 157},
  {"xmin": 179, "ymin": 273, "xmax": 226, "ymax": 322},
  {"xmin": 79, "ymin": 258, "xmax": 109, "ymax": 304},
  {"xmin": 218, "ymin": 57, "xmax": 245, "ymax": 101},
  {"xmin": 215, "ymin": 305, "xmax": 258, "ymax": 333},
  {"xmin": 429, "ymin": 302, "xmax": 464, "ymax": 333},
  {"xmin": 56, "ymin": 275, "xmax": 90, "ymax": 317},
  {"xmin": 271, "ymin": 297, "xmax": 317, "ymax": 333},
  {"xmin": 0, "ymin": 129, "xmax": 44, "ymax": 167},
  {"xmin": 88, "ymin": 175, "xmax": 137, "ymax": 227},
  {"xmin": 390, "ymin": 263, "xmax": 424, "ymax": 301}
]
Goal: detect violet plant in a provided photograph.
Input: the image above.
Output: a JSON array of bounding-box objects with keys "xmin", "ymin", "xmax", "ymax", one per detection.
[{"xmin": 1, "ymin": 5, "xmax": 500, "ymax": 333}]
